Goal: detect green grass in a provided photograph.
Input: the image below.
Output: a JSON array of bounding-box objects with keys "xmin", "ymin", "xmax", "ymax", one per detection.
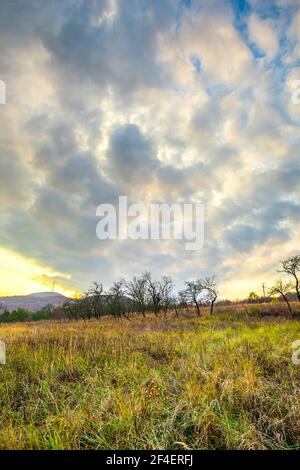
[{"xmin": 0, "ymin": 308, "xmax": 300, "ymax": 449}]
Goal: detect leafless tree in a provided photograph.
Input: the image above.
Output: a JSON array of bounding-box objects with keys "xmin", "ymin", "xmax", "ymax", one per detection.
[
  {"xmin": 124, "ymin": 273, "xmax": 148, "ymax": 317},
  {"xmin": 162, "ymin": 290, "xmax": 175, "ymax": 316},
  {"xmin": 62, "ymin": 298, "xmax": 85, "ymax": 320},
  {"xmin": 279, "ymin": 255, "xmax": 300, "ymax": 302},
  {"xmin": 86, "ymin": 282, "xmax": 104, "ymax": 319},
  {"xmin": 107, "ymin": 280, "xmax": 130, "ymax": 320},
  {"xmin": 167, "ymin": 296, "xmax": 179, "ymax": 316},
  {"xmin": 182, "ymin": 280, "xmax": 204, "ymax": 316},
  {"xmin": 201, "ymin": 276, "xmax": 218, "ymax": 315},
  {"xmin": 169, "ymin": 292, "xmax": 190, "ymax": 317},
  {"xmin": 144, "ymin": 272, "xmax": 173, "ymax": 316},
  {"xmin": 268, "ymin": 280, "xmax": 293, "ymax": 315},
  {"xmin": 178, "ymin": 291, "xmax": 189, "ymax": 315}
]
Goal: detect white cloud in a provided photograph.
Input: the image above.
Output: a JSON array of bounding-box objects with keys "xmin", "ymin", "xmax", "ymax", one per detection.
[
  {"xmin": 248, "ymin": 14, "xmax": 279, "ymax": 60},
  {"xmin": 286, "ymin": 9, "xmax": 300, "ymax": 61},
  {"xmin": 178, "ymin": 3, "xmax": 254, "ymax": 87}
]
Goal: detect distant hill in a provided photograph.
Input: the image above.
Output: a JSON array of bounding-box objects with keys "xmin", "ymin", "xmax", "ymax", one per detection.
[{"xmin": 0, "ymin": 292, "xmax": 70, "ymax": 313}]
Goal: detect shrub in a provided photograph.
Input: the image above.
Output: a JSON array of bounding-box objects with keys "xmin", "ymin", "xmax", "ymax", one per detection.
[{"xmin": 2, "ymin": 308, "xmax": 31, "ymax": 323}]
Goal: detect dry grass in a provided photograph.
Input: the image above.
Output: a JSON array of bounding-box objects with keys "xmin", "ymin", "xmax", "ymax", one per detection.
[{"xmin": 0, "ymin": 305, "xmax": 300, "ymax": 449}]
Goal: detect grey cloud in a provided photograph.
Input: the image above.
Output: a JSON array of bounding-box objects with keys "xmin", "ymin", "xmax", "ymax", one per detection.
[
  {"xmin": 106, "ymin": 124, "xmax": 159, "ymax": 187},
  {"xmin": 27, "ymin": 116, "xmax": 118, "ymax": 205},
  {"xmin": 40, "ymin": 0, "xmax": 177, "ymax": 96},
  {"xmin": 224, "ymin": 223, "xmax": 290, "ymax": 253},
  {"xmin": 0, "ymin": 146, "xmax": 32, "ymax": 206}
]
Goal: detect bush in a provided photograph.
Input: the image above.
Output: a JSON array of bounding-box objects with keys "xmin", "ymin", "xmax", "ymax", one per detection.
[
  {"xmin": 249, "ymin": 305, "xmax": 261, "ymax": 317},
  {"xmin": 0, "ymin": 308, "xmax": 31, "ymax": 323},
  {"xmin": 32, "ymin": 309, "xmax": 52, "ymax": 321}
]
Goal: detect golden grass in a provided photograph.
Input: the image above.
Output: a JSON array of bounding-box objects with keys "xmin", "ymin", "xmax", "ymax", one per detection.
[{"xmin": 0, "ymin": 307, "xmax": 300, "ymax": 449}]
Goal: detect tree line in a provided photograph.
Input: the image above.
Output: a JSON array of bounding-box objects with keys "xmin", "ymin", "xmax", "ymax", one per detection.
[
  {"xmin": 59, "ymin": 253, "xmax": 300, "ymax": 320},
  {"xmin": 61, "ymin": 272, "xmax": 218, "ymax": 321},
  {"xmin": 0, "ymin": 254, "xmax": 299, "ymax": 323}
]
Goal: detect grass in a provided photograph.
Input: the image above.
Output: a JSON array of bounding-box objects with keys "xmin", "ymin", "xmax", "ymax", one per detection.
[{"xmin": 0, "ymin": 305, "xmax": 300, "ymax": 450}]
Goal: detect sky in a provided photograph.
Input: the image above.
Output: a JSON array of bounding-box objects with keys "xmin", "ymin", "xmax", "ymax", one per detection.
[{"xmin": 0, "ymin": 0, "xmax": 300, "ymax": 299}]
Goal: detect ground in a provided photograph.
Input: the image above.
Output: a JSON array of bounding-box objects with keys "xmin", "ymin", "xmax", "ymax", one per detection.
[{"xmin": 0, "ymin": 305, "xmax": 300, "ymax": 450}]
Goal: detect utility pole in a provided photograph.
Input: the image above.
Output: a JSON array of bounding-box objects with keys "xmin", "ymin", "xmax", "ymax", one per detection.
[
  {"xmin": 262, "ymin": 283, "xmax": 266, "ymax": 299},
  {"xmin": 52, "ymin": 279, "xmax": 56, "ymax": 293}
]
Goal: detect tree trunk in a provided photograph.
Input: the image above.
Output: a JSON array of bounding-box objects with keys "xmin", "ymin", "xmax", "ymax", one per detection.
[
  {"xmin": 282, "ymin": 294, "xmax": 292, "ymax": 315},
  {"xmin": 294, "ymin": 275, "xmax": 300, "ymax": 302}
]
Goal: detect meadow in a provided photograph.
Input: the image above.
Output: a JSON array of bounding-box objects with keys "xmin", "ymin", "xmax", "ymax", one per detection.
[{"xmin": 0, "ymin": 304, "xmax": 300, "ymax": 450}]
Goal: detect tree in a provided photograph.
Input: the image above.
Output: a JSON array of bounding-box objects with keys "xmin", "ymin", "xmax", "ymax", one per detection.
[
  {"xmin": 268, "ymin": 280, "xmax": 293, "ymax": 315},
  {"xmin": 8, "ymin": 308, "xmax": 31, "ymax": 323},
  {"xmin": 86, "ymin": 282, "xmax": 104, "ymax": 319},
  {"xmin": 0, "ymin": 304, "xmax": 10, "ymax": 323},
  {"xmin": 62, "ymin": 297, "xmax": 87, "ymax": 320},
  {"xmin": 124, "ymin": 274, "xmax": 148, "ymax": 317},
  {"xmin": 33, "ymin": 306, "xmax": 52, "ymax": 321},
  {"xmin": 248, "ymin": 291, "xmax": 259, "ymax": 300},
  {"xmin": 279, "ymin": 255, "xmax": 300, "ymax": 302},
  {"xmin": 0, "ymin": 303, "xmax": 7, "ymax": 315},
  {"xmin": 144, "ymin": 272, "xmax": 173, "ymax": 316},
  {"xmin": 182, "ymin": 280, "xmax": 204, "ymax": 316},
  {"xmin": 201, "ymin": 276, "xmax": 218, "ymax": 315},
  {"xmin": 167, "ymin": 295, "xmax": 180, "ymax": 316},
  {"xmin": 178, "ymin": 290, "xmax": 188, "ymax": 311},
  {"xmin": 107, "ymin": 280, "xmax": 130, "ymax": 319}
]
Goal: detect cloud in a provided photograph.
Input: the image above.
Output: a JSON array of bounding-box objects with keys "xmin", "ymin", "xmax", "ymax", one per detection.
[
  {"xmin": 286, "ymin": 8, "xmax": 300, "ymax": 61},
  {"xmin": 0, "ymin": 0, "xmax": 299, "ymax": 298},
  {"xmin": 178, "ymin": 1, "xmax": 254, "ymax": 87},
  {"xmin": 40, "ymin": 0, "xmax": 177, "ymax": 97},
  {"xmin": 248, "ymin": 14, "xmax": 279, "ymax": 60},
  {"xmin": 106, "ymin": 124, "xmax": 159, "ymax": 188}
]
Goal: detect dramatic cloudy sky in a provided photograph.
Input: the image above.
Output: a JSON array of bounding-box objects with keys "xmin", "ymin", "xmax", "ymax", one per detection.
[{"xmin": 0, "ymin": 0, "xmax": 300, "ymax": 298}]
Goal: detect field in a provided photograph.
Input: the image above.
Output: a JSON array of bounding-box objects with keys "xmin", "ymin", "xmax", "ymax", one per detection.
[{"xmin": 0, "ymin": 304, "xmax": 300, "ymax": 450}]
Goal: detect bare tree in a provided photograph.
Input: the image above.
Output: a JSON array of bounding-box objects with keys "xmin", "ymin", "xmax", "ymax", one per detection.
[
  {"xmin": 162, "ymin": 289, "xmax": 175, "ymax": 316},
  {"xmin": 86, "ymin": 282, "xmax": 104, "ymax": 319},
  {"xmin": 124, "ymin": 274, "xmax": 148, "ymax": 317},
  {"xmin": 168, "ymin": 292, "xmax": 190, "ymax": 317},
  {"xmin": 62, "ymin": 298, "xmax": 85, "ymax": 320},
  {"xmin": 182, "ymin": 280, "xmax": 204, "ymax": 316},
  {"xmin": 167, "ymin": 295, "xmax": 180, "ymax": 316},
  {"xmin": 279, "ymin": 255, "xmax": 300, "ymax": 302},
  {"xmin": 201, "ymin": 276, "xmax": 218, "ymax": 315},
  {"xmin": 178, "ymin": 291, "xmax": 189, "ymax": 315},
  {"xmin": 268, "ymin": 280, "xmax": 293, "ymax": 315},
  {"xmin": 107, "ymin": 280, "xmax": 130, "ymax": 320},
  {"xmin": 144, "ymin": 272, "xmax": 173, "ymax": 316}
]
